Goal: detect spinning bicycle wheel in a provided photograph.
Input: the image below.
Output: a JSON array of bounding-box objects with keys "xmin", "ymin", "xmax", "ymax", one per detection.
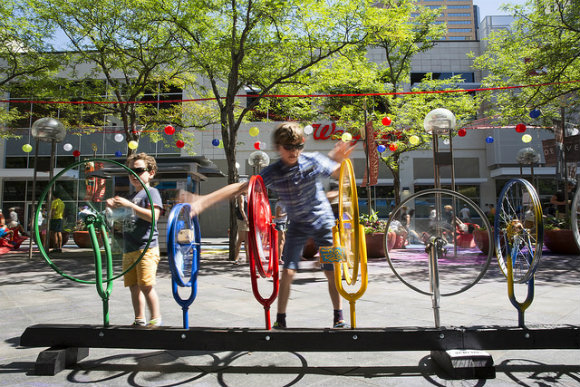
[
  {"xmin": 34, "ymin": 159, "xmax": 155, "ymax": 284},
  {"xmin": 572, "ymin": 187, "xmax": 580, "ymax": 253},
  {"xmin": 247, "ymin": 175, "xmax": 279, "ymax": 329},
  {"xmin": 385, "ymin": 189, "xmax": 492, "ymax": 296},
  {"xmin": 337, "ymin": 159, "xmax": 362, "ymax": 285},
  {"xmin": 167, "ymin": 203, "xmax": 200, "ymax": 288},
  {"xmin": 247, "ymin": 175, "xmax": 277, "ymax": 278},
  {"xmin": 167, "ymin": 203, "xmax": 201, "ymax": 328},
  {"xmin": 494, "ymin": 178, "xmax": 543, "ymax": 284}
]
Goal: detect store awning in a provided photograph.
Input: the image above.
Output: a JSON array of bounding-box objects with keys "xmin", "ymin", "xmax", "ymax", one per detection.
[
  {"xmin": 413, "ymin": 178, "xmax": 489, "ymax": 184},
  {"xmin": 489, "ymin": 167, "xmax": 556, "ymax": 178},
  {"xmin": 0, "ymin": 168, "xmax": 77, "ymax": 180}
]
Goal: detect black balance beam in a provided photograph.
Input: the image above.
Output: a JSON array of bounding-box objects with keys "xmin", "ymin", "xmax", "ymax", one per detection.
[{"xmin": 21, "ymin": 324, "xmax": 580, "ymax": 352}]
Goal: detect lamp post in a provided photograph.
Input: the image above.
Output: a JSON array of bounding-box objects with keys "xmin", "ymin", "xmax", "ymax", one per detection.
[{"xmin": 28, "ymin": 117, "xmax": 66, "ymax": 259}]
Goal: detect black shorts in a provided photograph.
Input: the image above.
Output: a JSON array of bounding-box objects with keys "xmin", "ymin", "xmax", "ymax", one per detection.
[{"xmin": 50, "ymin": 219, "xmax": 63, "ymax": 232}]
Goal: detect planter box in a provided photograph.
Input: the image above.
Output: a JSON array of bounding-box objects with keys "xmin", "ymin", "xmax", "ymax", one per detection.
[
  {"xmin": 473, "ymin": 228, "xmax": 491, "ymax": 255},
  {"xmin": 366, "ymin": 232, "xmax": 386, "ymax": 258},
  {"xmin": 73, "ymin": 231, "xmax": 104, "ymax": 248},
  {"xmin": 544, "ymin": 229, "xmax": 580, "ymax": 255}
]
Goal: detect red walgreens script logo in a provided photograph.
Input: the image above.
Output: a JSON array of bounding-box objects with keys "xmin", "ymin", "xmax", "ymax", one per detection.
[{"xmin": 312, "ymin": 123, "xmax": 362, "ymax": 143}]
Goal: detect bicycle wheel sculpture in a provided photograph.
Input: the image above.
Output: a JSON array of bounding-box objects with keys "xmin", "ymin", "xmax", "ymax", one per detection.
[
  {"xmin": 34, "ymin": 159, "xmax": 155, "ymax": 326},
  {"xmin": 247, "ymin": 175, "xmax": 279, "ymax": 330},
  {"xmin": 572, "ymin": 186, "xmax": 580, "ymax": 253},
  {"xmin": 494, "ymin": 178, "xmax": 543, "ymax": 284},
  {"xmin": 326, "ymin": 159, "xmax": 367, "ymax": 328},
  {"xmin": 385, "ymin": 189, "xmax": 493, "ymax": 297},
  {"xmin": 167, "ymin": 203, "xmax": 201, "ymax": 329}
]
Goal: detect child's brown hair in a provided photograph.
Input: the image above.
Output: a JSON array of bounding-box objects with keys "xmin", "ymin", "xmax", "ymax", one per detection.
[{"xmin": 272, "ymin": 122, "xmax": 304, "ymax": 146}]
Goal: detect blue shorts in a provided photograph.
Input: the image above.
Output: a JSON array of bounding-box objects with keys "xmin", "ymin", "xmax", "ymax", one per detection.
[{"xmin": 282, "ymin": 224, "xmax": 334, "ymax": 271}]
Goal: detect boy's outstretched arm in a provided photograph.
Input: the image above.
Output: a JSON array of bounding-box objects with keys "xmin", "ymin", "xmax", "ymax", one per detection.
[
  {"xmin": 328, "ymin": 141, "xmax": 356, "ymax": 179},
  {"xmin": 177, "ymin": 181, "xmax": 248, "ymax": 216}
]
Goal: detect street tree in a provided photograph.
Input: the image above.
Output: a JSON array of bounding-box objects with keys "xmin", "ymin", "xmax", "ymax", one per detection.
[
  {"xmin": 30, "ymin": 0, "xmax": 196, "ymax": 153},
  {"xmin": 0, "ymin": 0, "xmax": 62, "ymax": 134},
  {"xmin": 158, "ymin": 0, "xmax": 375, "ymax": 259},
  {"xmin": 472, "ymin": 0, "xmax": 580, "ymax": 128}
]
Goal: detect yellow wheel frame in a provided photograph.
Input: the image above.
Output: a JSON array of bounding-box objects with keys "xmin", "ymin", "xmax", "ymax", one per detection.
[{"xmin": 333, "ymin": 159, "xmax": 368, "ymax": 328}]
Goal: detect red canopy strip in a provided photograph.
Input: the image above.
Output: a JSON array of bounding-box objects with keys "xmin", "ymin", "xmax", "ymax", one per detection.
[{"xmin": 2, "ymin": 79, "xmax": 580, "ymax": 105}]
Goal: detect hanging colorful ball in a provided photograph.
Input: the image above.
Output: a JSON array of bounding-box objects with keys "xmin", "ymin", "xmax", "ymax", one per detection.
[
  {"xmin": 304, "ymin": 125, "xmax": 314, "ymax": 135},
  {"xmin": 515, "ymin": 123, "xmax": 527, "ymax": 133},
  {"xmin": 341, "ymin": 132, "xmax": 353, "ymax": 142},
  {"xmin": 381, "ymin": 116, "xmax": 392, "ymax": 126},
  {"xmin": 529, "ymin": 109, "xmax": 541, "ymax": 119},
  {"xmin": 22, "ymin": 144, "xmax": 32, "ymax": 153},
  {"xmin": 114, "ymin": 133, "xmax": 124, "ymax": 143},
  {"xmin": 164, "ymin": 125, "xmax": 175, "ymax": 135},
  {"xmin": 409, "ymin": 135, "xmax": 420, "ymax": 145},
  {"xmin": 485, "ymin": 136, "xmax": 494, "ymax": 143},
  {"xmin": 73, "ymin": 150, "xmax": 81, "ymax": 157},
  {"xmin": 522, "ymin": 134, "xmax": 532, "ymax": 143},
  {"xmin": 249, "ymin": 126, "xmax": 260, "ymax": 137},
  {"xmin": 389, "ymin": 143, "xmax": 398, "ymax": 152},
  {"xmin": 63, "ymin": 143, "xmax": 73, "ymax": 152},
  {"xmin": 457, "ymin": 128, "xmax": 467, "ymax": 137},
  {"xmin": 212, "ymin": 138, "xmax": 220, "ymax": 146},
  {"xmin": 218, "ymin": 140, "xmax": 224, "ymax": 149},
  {"xmin": 377, "ymin": 144, "xmax": 386, "ymax": 153},
  {"xmin": 114, "ymin": 151, "xmax": 122, "ymax": 157},
  {"xmin": 254, "ymin": 141, "xmax": 261, "ymax": 150},
  {"xmin": 128, "ymin": 140, "xmax": 138, "ymax": 150},
  {"xmin": 443, "ymin": 138, "xmax": 450, "ymax": 145},
  {"xmin": 176, "ymin": 140, "xmax": 185, "ymax": 148}
]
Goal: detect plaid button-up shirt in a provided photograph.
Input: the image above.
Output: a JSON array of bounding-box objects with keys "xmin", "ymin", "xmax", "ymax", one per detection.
[{"xmin": 260, "ymin": 152, "xmax": 337, "ymax": 230}]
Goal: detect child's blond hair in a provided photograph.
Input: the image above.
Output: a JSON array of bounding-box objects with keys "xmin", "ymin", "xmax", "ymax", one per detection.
[{"xmin": 126, "ymin": 152, "xmax": 158, "ymax": 174}]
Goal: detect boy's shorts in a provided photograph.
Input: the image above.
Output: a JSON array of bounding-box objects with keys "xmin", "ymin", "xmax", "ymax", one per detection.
[
  {"xmin": 123, "ymin": 247, "xmax": 160, "ymax": 287},
  {"xmin": 282, "ymin": 225, "xmax": 334, "ymax": 271}
]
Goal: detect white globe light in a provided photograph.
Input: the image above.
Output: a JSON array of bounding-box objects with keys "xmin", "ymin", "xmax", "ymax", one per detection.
[
  {"xmin": 235, "ymin": 162, "xmax": 240, "ymax": 169},
  {"xmin": 423, "ymin": 108, "xmax": 456, "ymax": 134},
  {"xmin": 114, "ymin": 133, "xmax": 124, "ymax": 142},
  {"xmin": 304, "ymin": 125, "xmax": 314, "ymax": 135},
  {"xmin": 63, "ymin": 143, "xmax": 73, "ymax": 151}
]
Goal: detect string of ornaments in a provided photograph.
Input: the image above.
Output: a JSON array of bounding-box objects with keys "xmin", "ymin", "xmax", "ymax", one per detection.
[{"xmin": 19, "ymin": 108, "xmax": 543, "ymax": 156}]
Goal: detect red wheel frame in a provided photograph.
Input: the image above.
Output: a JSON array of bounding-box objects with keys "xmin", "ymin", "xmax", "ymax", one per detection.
[{"xmin": 247, "ymin": 175, "xmax": 279, "ymax": 329}]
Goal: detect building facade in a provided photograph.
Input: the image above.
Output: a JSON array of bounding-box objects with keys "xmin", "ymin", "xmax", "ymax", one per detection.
[{"xmin": 0, "ymin": 14, "xmax": 574, "ymax": 237}]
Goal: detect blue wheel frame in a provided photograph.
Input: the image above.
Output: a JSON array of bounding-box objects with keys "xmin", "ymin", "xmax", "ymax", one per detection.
[{"xmin": 167, "ymin": 203, "xmax": 201, "ymax": 328}]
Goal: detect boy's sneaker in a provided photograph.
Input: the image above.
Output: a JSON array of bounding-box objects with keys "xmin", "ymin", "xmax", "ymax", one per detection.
[
  {"xmin": 333, "ymin": 320, "xmax": 349, "ymax": 329},
  {"xmin": 132, "ymin": 318, "xmax": 146, "ymax": 327},
  {"xmin": 272, "ymin": 321, "xmax": 286, "ymax": 329},
  {"xmin": 146, "ymin": 317, "xmax": 162, "ymax": 328}
]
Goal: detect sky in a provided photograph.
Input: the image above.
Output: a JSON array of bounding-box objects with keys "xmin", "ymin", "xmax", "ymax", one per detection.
[{"xmin": 473, "ymin": 0, "xmax": 528, "ymax": 21}]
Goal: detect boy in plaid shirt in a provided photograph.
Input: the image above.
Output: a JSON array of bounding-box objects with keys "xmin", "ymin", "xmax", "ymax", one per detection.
[{"xmin": 260, "ymin": 122, "xmax": 355, "ymax": 329}]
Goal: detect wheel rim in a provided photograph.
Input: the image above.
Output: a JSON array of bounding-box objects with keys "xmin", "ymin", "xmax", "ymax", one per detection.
[
  {"xmin": 34, "ymin": 159, "xmax": 155, "ymax": 284},
  {"xmin": 385, "ymin": 189, "xmax": 493, "ymax": 296},
  {"xmin": 494, "ymin": 178, "xmax": 543, "ymax": 283},
  {"xmin": 338, "ymin": 159, "xmax": 361, "ymax": 285},
  {"xmin": 248, "ymin": 175, "xmax": 274, "ymax": 277},
  {"xmin": 167, "ymin": 203, "xmax": 200, "ymax": 287}
]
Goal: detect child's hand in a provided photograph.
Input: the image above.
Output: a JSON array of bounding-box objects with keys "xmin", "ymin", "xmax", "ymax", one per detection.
[
  {"xmin": 328, "ymin": 141, "xmax": 356, "ymax": 163},
  {"xmin": 107, "ymin": 196, "xmax": 133, "ymax": 209}
]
